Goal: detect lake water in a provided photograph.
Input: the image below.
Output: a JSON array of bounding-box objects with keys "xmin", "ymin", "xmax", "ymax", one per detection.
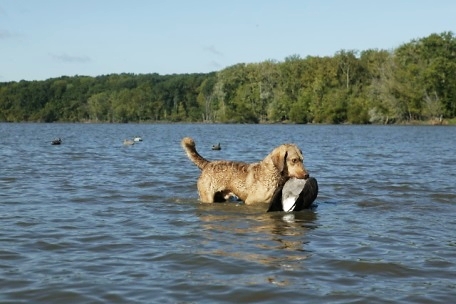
[{"xmin": 1, "ymin": 123, "xmax": 455, "ymax": 303}]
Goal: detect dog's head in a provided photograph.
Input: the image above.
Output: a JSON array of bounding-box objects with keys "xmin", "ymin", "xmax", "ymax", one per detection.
[{"xmin": 270, "ymin": 144, "xmax": 309, "ymax": 180}]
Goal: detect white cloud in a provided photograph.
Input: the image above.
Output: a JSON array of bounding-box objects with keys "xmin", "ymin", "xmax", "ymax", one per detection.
[
  {"xmin": 50, "ymin": 53, "xmax": 91, "ymax": 63},
  {"xmin": 208, "ymin": 60, "xmax": 222, "ymax": 70},
  {"xmin": 203, "ymin": 45, "xmax": 223, "ymax": 57},
  {"xmin": 0, "ymin": 29, "xmax": 13, "ymax": 39}
]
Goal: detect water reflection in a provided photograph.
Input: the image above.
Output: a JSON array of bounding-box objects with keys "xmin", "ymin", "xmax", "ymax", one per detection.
[
  {"xmin": 195, "ymin": 203, "xmax": 319, "ymax": 269},
  {"xmin": 267, "ymin": 210, "xmax": 319, "ymax": 234}
]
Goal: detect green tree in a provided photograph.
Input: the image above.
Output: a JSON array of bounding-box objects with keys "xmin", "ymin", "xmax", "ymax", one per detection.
[{"xmin": 88, "ymin": 92, "xmax": 111, "ymax": 122}]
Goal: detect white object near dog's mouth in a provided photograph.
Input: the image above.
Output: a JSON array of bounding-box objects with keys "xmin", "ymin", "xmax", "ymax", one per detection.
[
  {"xmin": 282, "ymin": 197, "xmax": 298, "ymax": 212},
  {"xmin": 281, "ymin": 177, "xmax": 307, "ymax": 212}
]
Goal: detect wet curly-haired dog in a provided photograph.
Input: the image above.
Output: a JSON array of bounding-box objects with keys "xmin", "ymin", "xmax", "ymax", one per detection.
[{"xmin": 181, "ymin": 137, "xmax": 309, "ymax": 205}]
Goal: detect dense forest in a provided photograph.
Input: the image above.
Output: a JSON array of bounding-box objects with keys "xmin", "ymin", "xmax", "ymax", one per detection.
[{"xmin": 1, "ymin": 32, "xmax": 455, "ymax": 124}]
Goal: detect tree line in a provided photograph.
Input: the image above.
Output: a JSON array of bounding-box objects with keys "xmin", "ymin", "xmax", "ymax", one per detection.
[{"xmin": 1, "ymin": 32, "xmax": 455, "ymax": 124}]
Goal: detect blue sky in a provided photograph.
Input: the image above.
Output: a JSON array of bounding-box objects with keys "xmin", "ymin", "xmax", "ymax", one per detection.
[{"xmin": 1, "ymin": 0, "xmax": 455, "ymax": 82}]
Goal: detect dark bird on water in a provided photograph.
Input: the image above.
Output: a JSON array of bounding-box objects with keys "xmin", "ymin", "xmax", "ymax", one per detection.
[{"xmin": 51, "ymin": 138, "xmax": 62, "ymax": 145}]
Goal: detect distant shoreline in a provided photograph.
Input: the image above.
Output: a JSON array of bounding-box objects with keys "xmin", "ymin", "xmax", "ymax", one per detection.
[{"xmin": 1, "ymin": 119, "xmax": 455, "ymax": 125}]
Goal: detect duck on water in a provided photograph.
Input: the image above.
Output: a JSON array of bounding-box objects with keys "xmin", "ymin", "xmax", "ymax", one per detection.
[
  {"xmin": 51, "ymin": 138, "xmax": 62, "ymax": 145},
  {"xmin": 123, "ymin": 139, "xmax": 135, "ymax": 146}
]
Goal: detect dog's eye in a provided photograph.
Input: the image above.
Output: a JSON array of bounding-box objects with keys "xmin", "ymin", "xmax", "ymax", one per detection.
[{"xmin": 291, "ymin": 158, "xmax": 298, "ymax": 164}]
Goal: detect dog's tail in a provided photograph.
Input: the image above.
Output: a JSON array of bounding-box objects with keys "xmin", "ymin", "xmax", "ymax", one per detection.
[{"xmin": 181, "ymin": 137, "xmax": 209, "ymax": 170}]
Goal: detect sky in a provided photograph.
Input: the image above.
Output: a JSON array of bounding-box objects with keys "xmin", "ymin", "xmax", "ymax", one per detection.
[{"xmin": 1, "ymin": 0, "xmax": 455, "ymax": 82}]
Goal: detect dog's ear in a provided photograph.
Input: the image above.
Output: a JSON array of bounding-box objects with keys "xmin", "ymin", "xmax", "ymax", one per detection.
[{"xmin": 272, "ymin": 148, "xmax": 288, "ymax": 173}]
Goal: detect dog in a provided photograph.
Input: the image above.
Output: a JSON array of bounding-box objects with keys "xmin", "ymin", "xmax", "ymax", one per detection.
[{"xmin": 181, "ymin": 137, "xmax": 309, "ymax": 205}]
